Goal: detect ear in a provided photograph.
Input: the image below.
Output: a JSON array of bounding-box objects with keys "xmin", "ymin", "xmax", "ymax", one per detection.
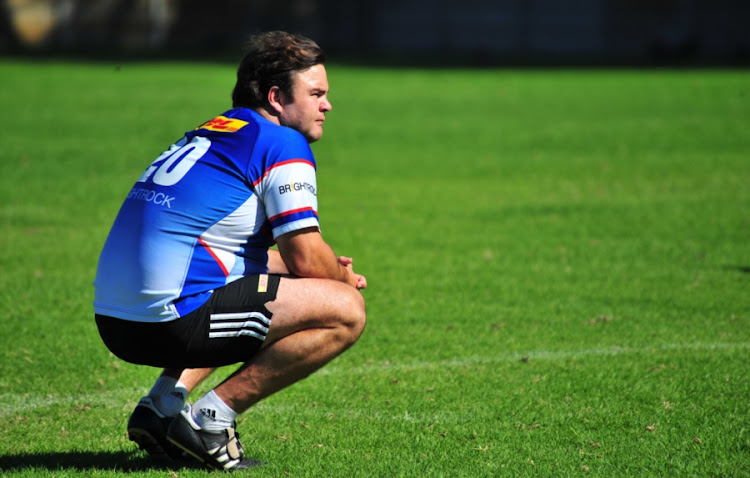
[{"xmin": 267, "ymin": 86, "xmax": 284, "ymax": 115}]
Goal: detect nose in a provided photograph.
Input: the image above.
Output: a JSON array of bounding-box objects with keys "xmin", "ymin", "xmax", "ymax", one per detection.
[{"xmin": 322, "ymin": 98, "xmax": 332, "ymax": 112}]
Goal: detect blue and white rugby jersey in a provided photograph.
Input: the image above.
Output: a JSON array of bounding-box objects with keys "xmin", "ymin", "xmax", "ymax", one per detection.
[{"xmin": 94, "ymin": 108, "xmax": 319, "ymax": 322}]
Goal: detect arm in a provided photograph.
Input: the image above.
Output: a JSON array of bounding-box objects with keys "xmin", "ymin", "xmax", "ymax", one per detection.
[
  {"xmin": 276, "ymin": 227, "xmax": 366, "ymax": 289},
  {"xmin": 266, "ymin": 249, "xmax": 290, "ymax": 274}
]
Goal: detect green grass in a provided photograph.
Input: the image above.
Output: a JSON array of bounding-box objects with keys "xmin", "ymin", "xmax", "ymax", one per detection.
[{"xmin": 1, "ymin": 60, "xmax": 749, "ymax": 477}]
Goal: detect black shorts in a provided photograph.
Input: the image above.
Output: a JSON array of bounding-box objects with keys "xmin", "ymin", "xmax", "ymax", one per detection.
[{"xmin": 95, "ymin": 274, "xmax": 281, "ymax": 368}]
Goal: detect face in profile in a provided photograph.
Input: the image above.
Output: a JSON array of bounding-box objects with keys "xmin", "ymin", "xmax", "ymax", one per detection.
[{"xmin": 277, "ymin": 64, "xmax": 332, "ymax": 143}]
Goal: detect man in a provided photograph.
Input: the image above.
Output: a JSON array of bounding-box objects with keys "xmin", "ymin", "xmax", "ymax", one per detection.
[{"xmin": 94, "ymin": 31, "xmax": 367, "ymax": 471}]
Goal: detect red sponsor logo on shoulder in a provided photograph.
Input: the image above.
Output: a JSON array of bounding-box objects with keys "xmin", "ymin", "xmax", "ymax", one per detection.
[{"xmin": 197, "ymin": 116, "xmax": 248, "ymax": 133}]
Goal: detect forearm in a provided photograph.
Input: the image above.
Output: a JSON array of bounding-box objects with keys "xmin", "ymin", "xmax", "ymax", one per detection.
[
  {"xmin": 267, "ymin": 249, "xmax": 290, "ymax": 274},
  {"xmin": 277, "ymin": 228, "xmax": 358, "ymax": 287},
  {"xmin": 287, "ymin": 241, "xmax": 353, "ymax": 284}
]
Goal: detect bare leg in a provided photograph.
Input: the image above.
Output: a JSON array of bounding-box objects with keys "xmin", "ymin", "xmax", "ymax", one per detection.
[
  {"xmin": 159, "ymin": 368, "xmax": 216, "ymax": 394},
  {"xmin": 212, "ymin": 277, "xmax": 366, "ymax": 413},
  {"xmin": 180, "ymin": 368, "xmax": 216, "ymax": 391}
]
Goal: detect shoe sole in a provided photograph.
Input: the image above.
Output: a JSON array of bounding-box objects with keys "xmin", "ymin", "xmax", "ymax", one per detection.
[
  {"xmin": 166, "ymin": 434, "xmax": 225, "ymax": 469},
  {"xmin": 167, "ymin": 417, "xmax": 242, "ymax": 470},
  {"xmin": 167, "ymin": 435, "xmax": 264, "ymax": 470},
  {"xmin": 128, "ymin": 427, "xmax": 171, "ymax": 461},
  {"xmin": 166, "ymin": 407, "xmax": 265, "ymax": 470}
]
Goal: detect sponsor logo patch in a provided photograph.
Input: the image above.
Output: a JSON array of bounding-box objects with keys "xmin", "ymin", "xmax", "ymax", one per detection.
[
  {"xmin": 278, "ymin": 181, "xmax": 317, "ymax": 196},
  {"xmin": 197, "ymin": 116, "xmax": 248, "ymax": 133},
  {"xmin": 258, "ymin": 274, "xmax": 268, "ymax": 293},
  {"xmin": 127, "ymin": 187, "xmax": 175, "ymax": 208}
]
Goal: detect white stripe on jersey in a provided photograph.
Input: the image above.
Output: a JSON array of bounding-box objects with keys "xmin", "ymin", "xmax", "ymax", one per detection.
[{"xmin": 199, "ymin": 195, "xmax": 267, "ymax": 277}]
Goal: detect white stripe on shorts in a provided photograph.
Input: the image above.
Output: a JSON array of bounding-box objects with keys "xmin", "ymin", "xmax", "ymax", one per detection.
[{"xmin": 209, "ymin": 311, "xmax": 271, "ymax": 340}]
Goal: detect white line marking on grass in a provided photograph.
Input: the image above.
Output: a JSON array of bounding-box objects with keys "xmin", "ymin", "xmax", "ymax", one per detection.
[
  {"xmin": 0, "ymin": 388, "xmax": 143, "ymax": 416},
  {"xmin": 250, "ymin": 402, "xmax": 457, "ymax": 425},
  {"xmin": 1, "ymin": 342, "xmax": 747, "ymax": 418},
  {"xmin": 320, "ymin": 341, "xmax": 750, "ymax": 376}
]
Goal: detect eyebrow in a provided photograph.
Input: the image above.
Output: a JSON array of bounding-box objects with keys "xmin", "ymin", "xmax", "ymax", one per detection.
[{"xmin": 307, "ymin": 87, "xmax": 328, "ymax": 97}]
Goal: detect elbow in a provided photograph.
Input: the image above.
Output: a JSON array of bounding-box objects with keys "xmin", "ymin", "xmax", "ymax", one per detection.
[{"xmin": 284, "ymin": 254, "xmax": 321, "ymax": 278}]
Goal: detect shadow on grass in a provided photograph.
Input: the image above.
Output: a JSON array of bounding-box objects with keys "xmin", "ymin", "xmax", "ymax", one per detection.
[{"xmin": 0, "ymin": 451, "xmax": 204, "ymax": 473}]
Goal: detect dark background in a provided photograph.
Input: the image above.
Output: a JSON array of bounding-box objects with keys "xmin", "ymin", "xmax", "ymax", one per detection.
[{"xmin": 2, "ymin": 0, "xmax": 748, "ymax": 65}]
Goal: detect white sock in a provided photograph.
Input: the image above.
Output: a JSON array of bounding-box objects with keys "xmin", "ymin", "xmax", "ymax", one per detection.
[
  {"xmin": 192, "ymin": 390, "xmax": 238, "ymax": 432},
  {"xmin": 148, "ymin": 376, "xmax": 188, "ymax": 417}
]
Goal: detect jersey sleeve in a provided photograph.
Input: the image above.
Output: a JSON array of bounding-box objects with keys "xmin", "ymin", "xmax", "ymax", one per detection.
[{"xmin": 255, "ymin": 131, "xmax": 320, "ymax": 239}]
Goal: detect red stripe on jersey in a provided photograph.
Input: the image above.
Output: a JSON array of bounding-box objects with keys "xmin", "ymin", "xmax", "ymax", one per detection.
[
  {"xmin": 253, "ymin": 158, "xmax": 315, "ymax": 187},
  {"xmin": 268, "ymin": 206, "xmax": 318, "ymax": 223},
  {"xmin": 197, "ymin": 237, "xmax": 230, "ymax": 277}
]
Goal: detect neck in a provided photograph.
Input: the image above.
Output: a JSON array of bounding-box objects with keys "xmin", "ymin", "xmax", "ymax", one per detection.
[{"xmin": 253, "ymin": 106, "xmax": 280, "ymax": 126}]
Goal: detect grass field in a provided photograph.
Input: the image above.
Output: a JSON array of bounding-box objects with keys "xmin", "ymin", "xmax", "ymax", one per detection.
[{"xmin": 0, "ymin": 60, "xmax": 749, "ymax": 477}]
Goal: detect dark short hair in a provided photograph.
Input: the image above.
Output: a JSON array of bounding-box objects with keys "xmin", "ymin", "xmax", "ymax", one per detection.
[{"xmin": 232, "ymin": 31, "xmax": 326, "ymax": 109}]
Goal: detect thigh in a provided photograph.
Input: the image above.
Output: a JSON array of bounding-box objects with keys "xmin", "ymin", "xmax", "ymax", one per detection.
[{"xmin": 263, "ymin": 276, "xmax": 366, "ymax": 345}]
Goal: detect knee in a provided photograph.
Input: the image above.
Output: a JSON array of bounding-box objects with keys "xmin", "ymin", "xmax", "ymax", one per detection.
[{"xmin": 338, "ymin": 288, "xmax": 366, "ymax": 344}]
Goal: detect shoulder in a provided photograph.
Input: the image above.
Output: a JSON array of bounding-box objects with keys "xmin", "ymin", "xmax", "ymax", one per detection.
[
  {"xmin": 258, "ymin": 121, "xmax": 314, "ymax": 161},
  {"xmin": 259, "ymin": 121, "xmax": 311, "ymax": 152},
  {"xmin": 219, "ymin": 108, "xmax": 308, "ymax": 146},
  {"xmin": 193, "ymin": 108, "xmax": 314, "ymax": 165}
]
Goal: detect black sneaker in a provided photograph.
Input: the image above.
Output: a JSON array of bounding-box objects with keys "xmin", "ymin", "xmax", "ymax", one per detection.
[
  {"xmin": 127, "ymin": 397, "xmax": 189, "ymax": 462},
  {"xmin": 166, "ymin": 404, "xmax": 265, "ymax": 471}
]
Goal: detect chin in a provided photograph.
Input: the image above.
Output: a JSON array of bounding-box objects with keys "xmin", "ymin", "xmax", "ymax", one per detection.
[{"xmin": 307, "ymin": 130, "xmax": 324, "ymax": 143}]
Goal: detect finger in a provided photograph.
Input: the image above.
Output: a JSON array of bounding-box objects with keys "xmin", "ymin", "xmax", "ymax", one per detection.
[{"xmin": 357, "ymin": 275, "xmax": 367, "ymax": 289}]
